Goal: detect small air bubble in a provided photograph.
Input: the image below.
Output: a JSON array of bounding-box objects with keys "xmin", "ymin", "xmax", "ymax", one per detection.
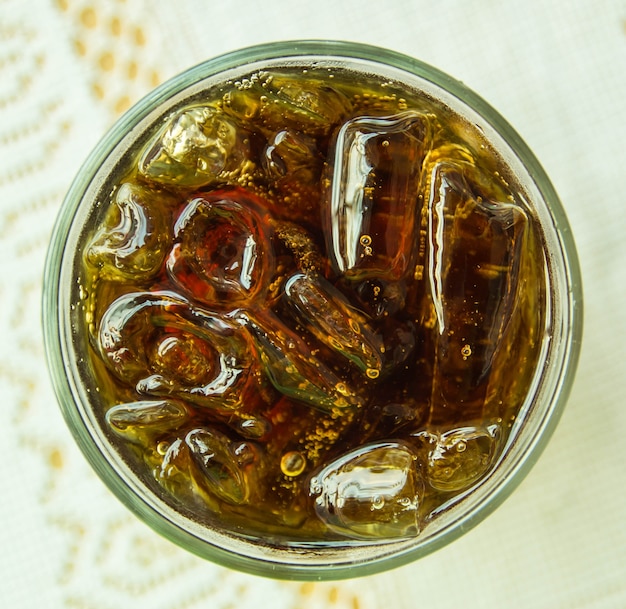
[
  {"xmin": 371, "ymin": 495, "xmax": 385, "ymax": 510},
  {"xmin": 281, "ymin": 451, "xmax": 306, "ymax": 477}
]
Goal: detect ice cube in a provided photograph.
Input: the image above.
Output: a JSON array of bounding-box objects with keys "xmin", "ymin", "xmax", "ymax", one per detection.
[
  {"xmin": 283, "ymin": 272, "xmax": 384, "ymax": 377},
  {"xmin": 414, "ymin": 424, "xmax": 501, "ymax": 492},
  {"xmin": 138, "ymin": 105, "xmax": 244, "ymax": 188},
  {"xmin": 85, "ymin": 182, "xmax": 174, "ymax": 280},
  {"xmin": 424, "ymin": 161, "xmax": 530, "ymax": 425},
  {"xmin": 105, "ymin": 399, "xmax": 189, "ymax": 441},
  {"xmin": 262, "ymin": 128, "xmax": 321, "ymax": 179},
  {"xmin": 262, "ymin": 128, "xmax": 324, "ymax": 224},
  {"xmin": 155, "ymin": 428, "xmax": 261, "ymax": 509},
  {"xmin": 235, "ymin": 416, "xmax": 272, "ymax": 440},
  {"xmin": 166, "ymin": 187, "xmax": 275, "ymax": 309},
  {"xmin": 236, "ymin": 310, "xmax": 362, "ymax": 414},
  {"xmin": 185, "ymin": 428, "xmax": 255, "ymax": 505},
  {"xmin": 322, "ymin": 111, "xmax": 430, "ymax": 281},
  {"xmin": 97, "ymin": 290, "xmax": 260, "ymax": 414},
  {"xmin": 309, "ymin": 442, "xmax": 422, "ymax": 539},
  {"xmin": 154, "ymin": 438, "xmax": 204, "ymax": 508},
  {"xmin": 222, "ymin": 71, "xmax": 351, "ymax": 136},
  {"xmin": 271, "ymin": 73, "xmax": 351, "ymax": 129}
]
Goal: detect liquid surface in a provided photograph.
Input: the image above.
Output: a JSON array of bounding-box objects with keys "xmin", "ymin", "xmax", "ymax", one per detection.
[{"xmin": 78, "ymin": 66, "xmax": 546, "ymax": 545}]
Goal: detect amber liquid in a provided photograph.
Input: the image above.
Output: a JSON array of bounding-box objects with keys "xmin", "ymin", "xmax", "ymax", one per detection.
[{"xmin": 78, "ymin": 66, "xmax": 546, "ymax": 544}]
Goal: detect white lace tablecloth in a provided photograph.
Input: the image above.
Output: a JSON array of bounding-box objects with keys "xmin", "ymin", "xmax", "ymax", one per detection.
[{"xmin": 1, "ymin": 0, "xmax": 625, "ymax": 607}]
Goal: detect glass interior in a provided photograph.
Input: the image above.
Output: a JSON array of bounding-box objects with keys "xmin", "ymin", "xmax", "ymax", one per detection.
[{"xmin": 43, "ymin": 40, "xmax": 582, "ymax": 580}]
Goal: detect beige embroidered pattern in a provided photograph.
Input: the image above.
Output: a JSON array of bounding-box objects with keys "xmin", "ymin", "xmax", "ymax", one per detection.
[{"xmin": 54, "ymin": 0, "xmax": 163, "ymax": 116}]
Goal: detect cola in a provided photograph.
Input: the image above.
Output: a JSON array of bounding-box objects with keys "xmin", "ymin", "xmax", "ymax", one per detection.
[{"xmin": 79, "ymin": 66, "xmax": 546, "ymax": 543}]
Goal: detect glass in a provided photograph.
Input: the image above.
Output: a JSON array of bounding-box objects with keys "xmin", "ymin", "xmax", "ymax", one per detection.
[{"xmin": 42, "ymin": 40, "xmax": 582, "ymax": 580}]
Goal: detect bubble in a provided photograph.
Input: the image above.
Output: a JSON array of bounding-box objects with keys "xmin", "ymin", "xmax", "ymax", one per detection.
[
  {"xmin": 371, "ymin": 495, "xmax": 385, "ymax": 510},
  {"xmin": 280, "ymin": 451, "xmax": 307, "ymax": 477},
  {"xmin": 156, "ymin": 441, "xmax": 170, "ymax": 455}
]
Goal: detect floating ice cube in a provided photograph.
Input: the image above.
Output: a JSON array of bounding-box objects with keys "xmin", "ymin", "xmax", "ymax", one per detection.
[
  {"xmin": 309, "ymin": 442, "xmax": 422, "ymax": 540},
  {"xmin": 97, "ymin": 291, "xmax": 259, "ymax": 413},
  {"xmin": 138, "ymin": 105, "xmax": 243, "ymax": 188},
  {"xmin": 322, "ymin": 111, "xmax": 430, "ymax": 281},
  {"xmin": 261, "ymin": 128, "xmax": 324, "ymax": 223},
  {"xmin": 223, "ymin": 71, "xmax": 351, "ymax": 136},
  {"xmin": 262, "ymin": 128, "xmax": 321, "ymax": 179},
  {"xmin": 185, "ymin": 428, "xmax": 254, "ymax": 505},
  {"xmin": 166, "ymin": 187, "xmax": 275, "ymax": 309},
  {"xmin": 424, "ymin": 160, "xmax": 530, "ymax": 425},
  {"xmin": 414, "ymin": 424, "xmax": 501, "ymax": 492},
  {"xmin": 85, "ymin": 182, "xmax": 174, "ymax": 280},
  {"xmin": 105, "ymin": 399, "xmax": 189, "ymax": 441},
  {"xmin": 237, "ymin": 310, "xmax": 362, "ymax": 414},
  {"xmin": 283, "ymin": 272, "xmax": 384, "ymax": 377},
  {"xmin": 155, "ymin": 428, "xmax": 260, "ymax": 509}
]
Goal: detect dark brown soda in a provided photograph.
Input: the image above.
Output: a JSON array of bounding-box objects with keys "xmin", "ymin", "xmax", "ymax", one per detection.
[{"xmin": 78, "ymin": 66, "xmax": 546, "ymax": 544}]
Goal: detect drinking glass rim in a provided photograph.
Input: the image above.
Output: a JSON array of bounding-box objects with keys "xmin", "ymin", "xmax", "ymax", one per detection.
[{"xmin": 42, "ymin": 39, "xmax": 583, "ymax": 580}]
